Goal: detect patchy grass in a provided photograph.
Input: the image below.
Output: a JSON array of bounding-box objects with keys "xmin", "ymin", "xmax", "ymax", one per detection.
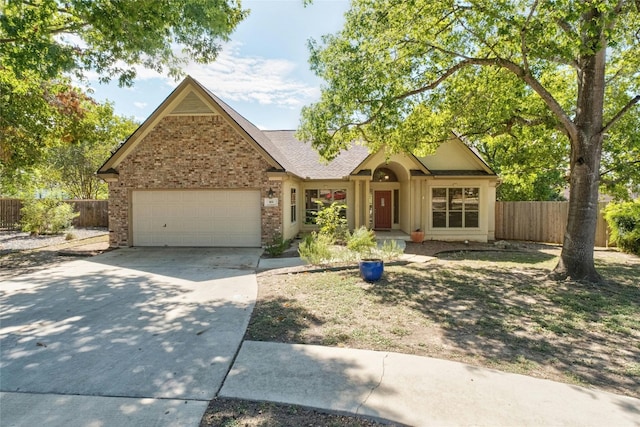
[{"xmin": 250, "ymin": 248, "xmax": 640, "ymax": 398}]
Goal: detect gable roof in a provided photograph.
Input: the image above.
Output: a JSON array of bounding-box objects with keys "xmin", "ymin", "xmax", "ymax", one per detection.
[
  {"xmin": 98, "ymin": 77, "xmax": 496, "ymax": 181},
  {"xmin": 192, "ymin": 80, "xmax": 296, "ymax": 173},
  {"xmin": 98, "ymin": 76, "xmax": 288, "ymax": 176},
  {"xmin": 418, "ymin": 133, "xmax": 496, "ymax": 176}
]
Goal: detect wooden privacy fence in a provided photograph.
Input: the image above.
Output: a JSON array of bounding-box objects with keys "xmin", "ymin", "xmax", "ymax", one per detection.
[
  {"xmin": 495, "ymin": 201, "xmax": 611, "ymax": 247},
  {"xmin": 0, "ymin": 199, "xmax": 108, "ymax": 230}
]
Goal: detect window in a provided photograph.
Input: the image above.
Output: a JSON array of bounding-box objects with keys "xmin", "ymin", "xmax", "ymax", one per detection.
[
  {"xmin": 373, "ymin": 167, "xmax": 398, "ymax": 182},
  {"xmin": 290, "ymin": 188, "xmax": 297, "ymax": 223},
  {"xmin": 393, "ymin": 189, "xmax": 399, "ymax": 224},
  {"xmin": 305, "ymin": 188, "xmax": 347, "ymax": 224},
  {"xmin": 432, "ymin": 188, "xmax": 479, "ymax": 228}
]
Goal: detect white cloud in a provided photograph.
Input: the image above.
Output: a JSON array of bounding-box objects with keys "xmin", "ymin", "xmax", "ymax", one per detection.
[
  {"xmin": 133, "ymin": 101, "xmax": 148, "ymax": 109},
  {"xmin": 125, "ymin": 42, "xmax": 319, "ymax": 108}
]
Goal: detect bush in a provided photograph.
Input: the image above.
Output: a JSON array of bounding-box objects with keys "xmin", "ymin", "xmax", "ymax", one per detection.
[
  {"xmin": 377, "ymin": 239, "xmax": 404, "ymax": 261},
  {"xmin": 346, "ymin": 226, "xmax": 376, "ymax": 257},
  {"xmin": 315, "ymin": 201, "xmax": 348, "ymax": 243},
  {"xmin": 20, "ymin": 198, "xmax": 79, "ymax": 235},
  {"xmin": 298, "ymin": 232, "xmax": 333, "ymax": 265},
  {"xmin": 265, "ymin": 233, "xmax": 289, "ymax": 257},
  {"xmin": 603, "ymin": 199, "xmax": 640, "ymax": 255}
]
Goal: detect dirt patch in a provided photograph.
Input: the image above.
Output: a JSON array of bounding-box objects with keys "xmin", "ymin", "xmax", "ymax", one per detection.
[
  {"xmin": 200, "ymin": 398, "xmax": 400, "ymax": 427},
  {"xmin": 0, "ymin": 234, "xmax": 111, "ymax": 280},
  {"xmin": 404, "ymin": 239, "xmax": 558, "ymax": 257}
]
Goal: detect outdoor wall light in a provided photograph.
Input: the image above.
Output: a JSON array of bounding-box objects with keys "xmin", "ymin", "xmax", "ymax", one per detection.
[{"xmin": 267, "ymin": 188, "xmax": 276, "ymax": 198}]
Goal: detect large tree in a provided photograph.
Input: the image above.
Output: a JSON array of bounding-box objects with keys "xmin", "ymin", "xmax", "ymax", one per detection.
[
  {"xmin": 298, "ymin": 0, "xmax": 640, "ymax": 282},
  {"xmin": 0, "ymin": 0, "xmax": 246, "ymax": 175}
]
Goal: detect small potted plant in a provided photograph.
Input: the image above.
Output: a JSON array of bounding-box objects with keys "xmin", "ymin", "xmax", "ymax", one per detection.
[{"xmin": 410, "ymin": 228, "xmax": 424, "ymax": 243}]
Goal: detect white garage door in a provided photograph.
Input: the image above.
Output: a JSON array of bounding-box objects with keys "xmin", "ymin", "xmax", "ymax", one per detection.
[{"xmin": 132, "ymin": 190, "xmax": 261, "ymax": 247}]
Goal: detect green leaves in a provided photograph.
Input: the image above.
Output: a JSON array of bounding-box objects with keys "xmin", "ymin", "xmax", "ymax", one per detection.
[
  {"xmin": 45, "ymin": 99, "xmax": 138, "ymax": 199},
  {"xmin": 1, "ymin": 0, "xmax": 247, "ymax": 84},
  {"xmin": 0, "ymin": 0, "xmax": 246, "ymax": 189},
  {"xmin": 299, "ymin": 0, "xmax": 639, "ymax": 200}
]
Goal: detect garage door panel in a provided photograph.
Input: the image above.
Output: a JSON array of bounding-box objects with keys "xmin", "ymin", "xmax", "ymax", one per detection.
[
  {"xmin": 182, "ymin": 233, "xmax": 214, "ymax": 246},
  {"xmin": 132, "ymin": 190, "xmax": 261, "ymax": 247}
]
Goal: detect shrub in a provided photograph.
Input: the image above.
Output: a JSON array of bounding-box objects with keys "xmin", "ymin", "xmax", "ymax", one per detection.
[
  {"xmin": 377, "ymin": 239, "xmax": 404, "ymax": 261},
  {"xmin": 298, "ymin": 232, "xmax": 333, "ymax": 265},
  {"xmin": 315, "ymin": 201, "xmax": 348, "ymax": 243},
  {"xmin": 265, "ymin": 233, "xmax": 289, "ymax": 257},
  {"xmin": 346, "ymin": 226, "xmax": 376, "ymax": 257},
  {"xmin": 20, "ymin": 198, "xmax": 79, "ymax": 235},
  {"xmin": 603, "ymin": 200, "xmax": 640, "ymax": 255}
]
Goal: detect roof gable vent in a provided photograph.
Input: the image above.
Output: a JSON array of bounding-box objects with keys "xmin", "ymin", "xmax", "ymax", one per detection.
[{"xmin": 170, "ymin": 91, "xmax": 214, "ymax": 115}]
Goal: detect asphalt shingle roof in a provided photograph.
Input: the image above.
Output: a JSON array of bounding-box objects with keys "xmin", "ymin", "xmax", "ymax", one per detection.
[
  {"xmin": 262, "ymin": 130, "xmax": 370, "ymax": 179},
  {"xmin": 192, "ymin": 78, "xmax": 494, "ymax": 180}
]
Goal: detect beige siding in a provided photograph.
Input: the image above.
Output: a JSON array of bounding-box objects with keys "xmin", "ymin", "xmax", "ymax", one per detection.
[
  {"xmin": 419, "ymin": 139, "xmax": 485, "ymax": 171},
  {"xmin": 424, "ymin": 178, "xmax": 494, "ymax": 242},
  {"xmin": 281, "ymin": 180, "xmax": 301, "ymax": 241}
]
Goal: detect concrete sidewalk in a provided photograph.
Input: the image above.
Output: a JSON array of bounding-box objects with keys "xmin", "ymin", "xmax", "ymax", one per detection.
[
  {"xmin": 0, "ymin": 392, "xmax": 207, "ymax": 427},
  {"xmin": 221, "ymin": 341, "xmax": 640, "ymax": 426}
]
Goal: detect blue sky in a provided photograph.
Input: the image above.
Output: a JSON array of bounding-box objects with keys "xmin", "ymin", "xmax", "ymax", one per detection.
[{"xmin": 87, "ymin": 0, "xmax": 349, "ymax": 130}]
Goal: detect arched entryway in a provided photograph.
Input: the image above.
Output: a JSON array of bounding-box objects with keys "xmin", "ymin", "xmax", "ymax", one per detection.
[{"xmin": 371, "ymin": 164, "xmax": 405, "ymax": 230}]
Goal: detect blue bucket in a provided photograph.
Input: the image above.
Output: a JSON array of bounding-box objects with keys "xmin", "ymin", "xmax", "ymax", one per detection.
[{"xmin": 359, "ymin": 259, "xmax": 384, "ymax": 282}]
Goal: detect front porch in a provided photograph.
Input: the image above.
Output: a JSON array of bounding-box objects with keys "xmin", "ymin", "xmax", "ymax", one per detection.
[{"xmin": 372, "ymin": 229, "xmax": 412, "ymax": 241}]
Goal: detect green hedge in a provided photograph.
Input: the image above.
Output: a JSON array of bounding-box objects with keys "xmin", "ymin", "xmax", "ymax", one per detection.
[{"xmin": 603, "ymin": 199, "xmax": 640, "ymax": 255}]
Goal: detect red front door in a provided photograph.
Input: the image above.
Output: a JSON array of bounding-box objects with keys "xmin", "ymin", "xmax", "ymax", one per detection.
[{"xmin": 374, "ymin": 190, "xmax": 392, "ymax": 229}]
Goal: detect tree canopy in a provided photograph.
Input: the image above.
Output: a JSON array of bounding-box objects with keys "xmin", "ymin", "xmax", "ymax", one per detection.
[
  {"xmin": 298, "ymin": 0, "xmax": 640, "ymax": 282},
  {"xmin": 0, "ymin": 85, "xmax": 137, "ymax": 198},
  {"xmin": 1, "ymin": 0, "xmax": 246, "ymax": 84},
  {"xmin": 1, "ymin": 0, "xmax": 246, "ymax": 176},
  {"xmin": 45, "ymin": 95, "xmax": 138, "ymax": 199}
]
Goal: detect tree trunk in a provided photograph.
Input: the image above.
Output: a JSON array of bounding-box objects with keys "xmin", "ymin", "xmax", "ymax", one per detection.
[
  {"xmin": 552, "ymin": 132, "xmax": 603, "ymax": 282},
  {"xmin": 552, "ymin": 32, "xmax": 606, "ymax": 283}
]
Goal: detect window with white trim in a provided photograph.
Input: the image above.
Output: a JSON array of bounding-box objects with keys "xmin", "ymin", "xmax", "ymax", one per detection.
[
  {"xmin": 432, "ymin": 187, "xmax": 479, "ymax": 228},
  {"xmin": 291, "ymin": 188, "xmax": 297, "ymax": 223}
]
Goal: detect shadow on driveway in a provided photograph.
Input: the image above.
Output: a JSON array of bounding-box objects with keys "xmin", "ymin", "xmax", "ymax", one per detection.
[{"xmin": 0, "ymin": 248, "xmax": 260, "ymax": 401}]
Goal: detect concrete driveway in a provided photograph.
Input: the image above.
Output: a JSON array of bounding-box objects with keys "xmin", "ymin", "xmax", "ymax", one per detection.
[{"xmin": 0, "ymin": 247, "xmax": 261, "ymax": 426}]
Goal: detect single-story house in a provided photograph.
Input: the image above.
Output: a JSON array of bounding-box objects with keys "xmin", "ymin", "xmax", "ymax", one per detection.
[{"xmin": 98, "ymin": 76, "xmax": 499, "ymax": 248}]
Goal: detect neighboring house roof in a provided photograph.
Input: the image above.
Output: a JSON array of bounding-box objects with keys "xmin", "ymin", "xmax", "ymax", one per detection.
[
  {"xmin": 98, "ymin": 76, "xmax": 497, "ymax": 180},
  {"xmin": 263, "ymin": 130, "xmax": 370, "ymax": 179}
]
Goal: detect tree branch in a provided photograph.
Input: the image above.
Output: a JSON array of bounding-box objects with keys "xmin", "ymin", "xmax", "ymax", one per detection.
[
  {"xmin": 601, "ymin": 94, "xmax": 640, "ymax": 134},
  {"xmin": 0, "ymin": 22, "xmax": 88, "ymax": 44},
  {"xmin": 388, "ymin": 51, "xmax": 577, "ymax": 141},
  {"xmin": 520, "ymin": 0, "xmax": 539, "ymax": 74},
  {"xmin": 600, "ymin": 160, "xmax": 640, "ymax": 177}
]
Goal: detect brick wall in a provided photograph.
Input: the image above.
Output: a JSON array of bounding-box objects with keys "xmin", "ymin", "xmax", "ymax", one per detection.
[{"xmin": 108, "ymin": 114, "xmax": 282, "ymax": 247}]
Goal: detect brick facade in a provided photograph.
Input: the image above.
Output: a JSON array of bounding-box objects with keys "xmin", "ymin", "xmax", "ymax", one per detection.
[{"xmin": 107, "ymin": 114, "xmax": 282, "ymax": 247}]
